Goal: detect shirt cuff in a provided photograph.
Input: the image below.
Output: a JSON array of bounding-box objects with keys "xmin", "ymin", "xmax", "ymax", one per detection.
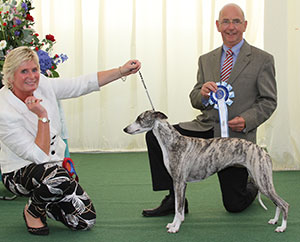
[{"xmin": 202, "ymin": 97, "xmax": 210, "ymax": 107}]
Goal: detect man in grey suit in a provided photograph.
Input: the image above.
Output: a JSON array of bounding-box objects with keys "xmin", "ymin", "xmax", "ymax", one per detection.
[{"xmin": 142, "ymin": 3, "xmax": 277, "ymax": 217}]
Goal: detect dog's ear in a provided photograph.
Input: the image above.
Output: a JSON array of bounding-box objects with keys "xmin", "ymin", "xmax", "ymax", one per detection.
[{"xmin": 154, "ymin": 111, "xmax": 168, "ymax": 120}]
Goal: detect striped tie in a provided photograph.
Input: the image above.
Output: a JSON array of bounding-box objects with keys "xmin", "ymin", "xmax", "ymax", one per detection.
[{"xmin": 220, "ymin": 49, "xmax": 233, "ymax": 82}]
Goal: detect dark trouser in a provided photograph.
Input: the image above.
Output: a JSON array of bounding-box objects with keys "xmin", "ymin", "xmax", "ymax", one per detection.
[
  {"xmin": 2, "ymin": 163, "xmax": 96, "ymax": 230},
  {"xmin": 145, "ymin": 124, "xmax": 256, "ymax": 213}
]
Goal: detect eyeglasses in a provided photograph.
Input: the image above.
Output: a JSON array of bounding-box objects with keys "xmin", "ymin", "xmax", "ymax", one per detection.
[{"xmin": 220, "ymin": 19, "xmax": 244, "ymax": 27}]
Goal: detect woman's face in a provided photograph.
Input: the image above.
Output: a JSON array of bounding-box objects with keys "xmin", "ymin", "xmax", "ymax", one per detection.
[{"xmin": 12, "ymin": 60, "xmax": 40, "ymax": 101}]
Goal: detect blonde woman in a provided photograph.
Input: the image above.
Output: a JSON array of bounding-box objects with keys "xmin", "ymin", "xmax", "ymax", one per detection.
[{"xmin": 0, "ymin": 46, "xmax": 141, "ymax": 235}]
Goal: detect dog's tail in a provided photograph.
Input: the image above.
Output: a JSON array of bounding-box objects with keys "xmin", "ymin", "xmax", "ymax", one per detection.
[{"xmin": 258, "ymin": 192, "xmax": 268, "ymax": 210}]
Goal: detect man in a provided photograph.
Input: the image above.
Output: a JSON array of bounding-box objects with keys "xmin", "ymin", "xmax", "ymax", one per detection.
[{"xmin": 143, "ymin": 3, "xmax": 277, "ymax": 217}]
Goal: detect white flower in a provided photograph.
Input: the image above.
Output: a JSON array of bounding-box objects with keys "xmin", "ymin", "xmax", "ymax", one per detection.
[{"xmin": 0, "ymin": 40, "xmax": 7, "ymax": 50}]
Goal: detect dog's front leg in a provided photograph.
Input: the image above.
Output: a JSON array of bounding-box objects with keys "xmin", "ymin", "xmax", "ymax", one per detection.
[{"xmin": 166, "ymin": 182, "xmax": 186, "ymax": 233}]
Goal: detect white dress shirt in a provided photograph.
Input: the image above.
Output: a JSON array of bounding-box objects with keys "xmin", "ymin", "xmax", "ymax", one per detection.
[{"xmin": 0, "ymin": 73, "xmax": 99, "ymax": 173}]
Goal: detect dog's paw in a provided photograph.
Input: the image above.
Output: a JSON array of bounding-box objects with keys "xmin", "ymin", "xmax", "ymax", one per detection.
[
  {"xmin": 275, "ymin": 225, "xmax": 286, "ymax": 233},
  {"xmin": 166, "ymin": 222, "xmax": 174, "ymax": 229},
  {"xmin": 268, "ymin": 219, "xmax": 278, "ymax": 225},
  {"xmin": 166, "ymin": 221, "xmax": 181, "ymax": 233},
  {"xmin": 167, "ymin": 226, "xmax": 179, "ymax": 233}
]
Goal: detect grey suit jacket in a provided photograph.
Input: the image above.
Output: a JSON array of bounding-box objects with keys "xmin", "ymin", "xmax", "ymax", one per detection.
[{"xmin": 179, "ymin": 40, "xmax": 277, "ymax": 143}]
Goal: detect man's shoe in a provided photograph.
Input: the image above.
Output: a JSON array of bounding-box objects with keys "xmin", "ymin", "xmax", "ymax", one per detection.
[{"xmin": 142, "ymin": 195, "xmax": 189, "ymax": 217}]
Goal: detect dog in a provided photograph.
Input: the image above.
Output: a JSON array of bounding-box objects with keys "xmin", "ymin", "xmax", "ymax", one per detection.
[{"xmin": 123, "ymin": 110, "xmax": 289, "ymax": 233}]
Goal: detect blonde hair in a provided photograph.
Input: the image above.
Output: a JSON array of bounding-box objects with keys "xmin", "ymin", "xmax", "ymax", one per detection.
[{"xmin": 2, "ymin": 46, "xmax": 40, "ymax": 89}]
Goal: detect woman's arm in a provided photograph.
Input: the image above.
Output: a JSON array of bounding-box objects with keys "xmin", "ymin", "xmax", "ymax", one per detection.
[
  {"xmin": 97, "ymin": 60, "xmax": 141, "ymax": 87},
  {"xmin": 25, "ymin": 97, "xmax": 50, "ymax": 155}
]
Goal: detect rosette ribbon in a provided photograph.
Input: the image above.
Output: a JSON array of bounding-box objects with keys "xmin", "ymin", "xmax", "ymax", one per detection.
[
  {"xmin": 209, "ymin": 82, "xmax": 234, "ymax": 137},
  {"xmin": 62, "ymin": 157, "xmax": 79, "ymax": 182}
]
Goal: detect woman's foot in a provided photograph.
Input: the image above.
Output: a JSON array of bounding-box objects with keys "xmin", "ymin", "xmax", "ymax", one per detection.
[{"xmin": 23, "ymin": 205, "xmax": 49, "ymax": 235}]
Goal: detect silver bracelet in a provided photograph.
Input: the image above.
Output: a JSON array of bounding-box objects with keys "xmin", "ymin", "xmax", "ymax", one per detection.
[{"xmin": 118, "ymin": 66, "xmax": 127, "ymax": 82}]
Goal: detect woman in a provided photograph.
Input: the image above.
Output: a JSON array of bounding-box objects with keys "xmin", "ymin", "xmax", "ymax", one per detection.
[{"xmin": 0, "ymin": 46, "xmax": 141, "ymax": 235}]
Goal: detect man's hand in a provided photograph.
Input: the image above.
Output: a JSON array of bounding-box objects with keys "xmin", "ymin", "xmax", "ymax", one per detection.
[
  {"xmin": 228, "ymin": 116, "xmax": 246, "ymax": 132},
  {"xmin": 200, "ymin": 82, "xmax": 218, "ymax": 99}
]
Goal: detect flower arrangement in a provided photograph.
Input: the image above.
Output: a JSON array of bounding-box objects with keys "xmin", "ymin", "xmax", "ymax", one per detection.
[{"xmin": 0, "ymin": 0, "xmax": 67, "ymax": 84}]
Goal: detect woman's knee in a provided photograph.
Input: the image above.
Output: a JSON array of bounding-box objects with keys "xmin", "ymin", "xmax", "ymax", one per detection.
[
  {"xmin": 68, "ymin": 210, "xmax": 96, "ymax": 230},
  {"xmin": 40, "ymin": 166, "xmax": 72, "ymax": 195}
]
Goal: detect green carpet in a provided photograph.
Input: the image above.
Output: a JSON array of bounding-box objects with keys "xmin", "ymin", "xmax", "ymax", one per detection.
[{"xmin": 0, "ymin": 152, "xmax": 299, "ymax": 242}]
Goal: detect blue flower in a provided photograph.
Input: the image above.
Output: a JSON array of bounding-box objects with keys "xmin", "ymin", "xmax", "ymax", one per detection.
[
  {"xmin": 21, "ymin": 2, "xmax": 28, "ymax": 11},
  {"xmin": 15, "ymin": 19, "xmax": 22, "ymax": 25},
  {"xmin": 55, "ymin": 59, "xmax": 61, "ymax": 65},
  {"xmin": 60, "ymin": 54, "xmax": 68, "ymax": 63},
  {"xmin": 37, "ymin": 50, "xmax": 53, "ymax": 74},
  {"xmin": 14, "ymin": 31, "xmax": 20, "ymax": 36}
]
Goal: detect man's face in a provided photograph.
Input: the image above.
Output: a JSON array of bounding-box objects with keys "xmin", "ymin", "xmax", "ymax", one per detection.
[{"xmin": 216, "ymin": 5, "xmax": 247, "ymax": 48}]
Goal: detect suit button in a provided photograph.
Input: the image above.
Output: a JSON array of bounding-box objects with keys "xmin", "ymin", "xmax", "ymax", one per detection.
[
  {"xmin": 52, "ymin": 135, "xmax": 56, "ymax": 140},
  {"xmin": 50, "ymin": 142, "xmax": 54, "ymax": 145},
  {"xmin": 51, "ymin": 150, "xmax": 56, "ymax": 155}
]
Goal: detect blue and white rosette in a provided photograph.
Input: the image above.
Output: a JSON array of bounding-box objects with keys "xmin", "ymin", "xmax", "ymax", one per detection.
[{"xmin": 209, "ymin": 82, "xmax": 234, "ymax": 138}]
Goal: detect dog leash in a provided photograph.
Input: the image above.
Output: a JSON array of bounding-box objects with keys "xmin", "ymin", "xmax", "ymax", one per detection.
[{"xmin": 138, "ymin": 71, "xmax": 155, "ymax": 111}]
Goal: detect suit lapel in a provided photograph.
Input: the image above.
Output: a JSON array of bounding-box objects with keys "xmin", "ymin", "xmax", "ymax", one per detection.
[
  {"xmin": 228, "ymin": 41, "xmax": 251, "ymax": 85},
  {"xmin": 211, "ymin": 47, "xmax": 222, "ymax": 81}
]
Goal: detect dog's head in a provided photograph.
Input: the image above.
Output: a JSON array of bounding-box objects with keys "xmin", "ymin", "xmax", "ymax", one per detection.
[{"xmin": 123, "ymin": 110, "xmax": 168, "ymax": 135}]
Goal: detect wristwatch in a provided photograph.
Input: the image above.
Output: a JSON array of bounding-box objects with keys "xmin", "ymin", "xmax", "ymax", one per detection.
[{"xmin": 38, "ymin": 117, "xmax": 50, "ymax": 123}]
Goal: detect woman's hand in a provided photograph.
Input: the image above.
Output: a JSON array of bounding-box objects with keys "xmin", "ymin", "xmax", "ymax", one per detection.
[
  {"xmin": 25, "ymin": 96, "xmax": 47, "ymax": 118},
  {"xmin": 119, "ymin": 60, "xmax": 141, "ymax": 77}
]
